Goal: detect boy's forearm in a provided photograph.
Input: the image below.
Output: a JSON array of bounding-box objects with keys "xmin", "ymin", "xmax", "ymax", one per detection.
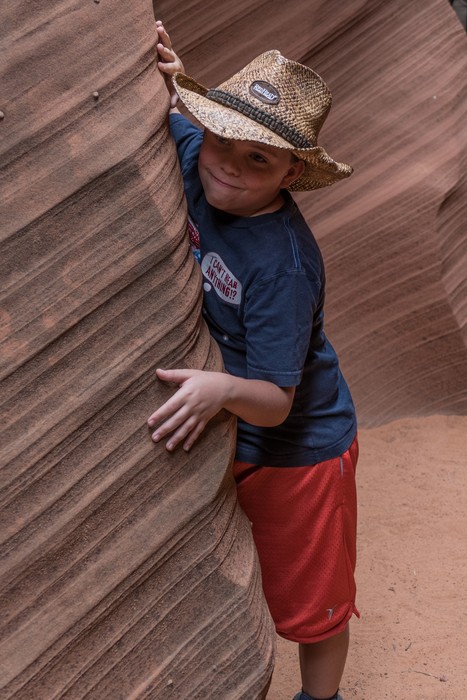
[
  {"xmin": 222, "ymin": 374, "xmax": 295, "ymax": 427},
  {"xmin": 148, "ymin": 368, "xmax": 294, "ymax": 452}
]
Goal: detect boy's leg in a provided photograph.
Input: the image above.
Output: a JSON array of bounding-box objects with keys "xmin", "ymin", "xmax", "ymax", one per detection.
[
  {"xmin": 299, "ymin": 624, "xmax": 349, "ymax": 699},
  {"xmin": 234, "ymin": 437, "xmax": 359, "ymax": 699}
]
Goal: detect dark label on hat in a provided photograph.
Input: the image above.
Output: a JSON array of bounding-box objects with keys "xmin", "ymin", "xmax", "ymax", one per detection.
[{"xmin": 249, "ymin": 81, "xmax": 280, "ymax": 105}]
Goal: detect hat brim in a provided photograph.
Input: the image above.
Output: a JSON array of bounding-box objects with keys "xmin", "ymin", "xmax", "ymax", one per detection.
[{"xmin": 173, "ymin": 73, "xmax": 353, "ymax": 191}]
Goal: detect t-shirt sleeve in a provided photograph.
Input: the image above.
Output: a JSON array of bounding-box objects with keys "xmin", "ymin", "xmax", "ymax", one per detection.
[
  {"xmin": 169, "ymin": 113, "xmax": 203, "ymax": 176},
  {"xmin": 243, "ymin": 269, "xmax": 318, "ymax": 386}
]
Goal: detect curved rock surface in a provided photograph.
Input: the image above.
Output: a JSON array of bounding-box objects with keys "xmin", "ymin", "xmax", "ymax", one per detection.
[{"xmin": 0, "ymin": 1, "xmax": 274, "ymax": 697}]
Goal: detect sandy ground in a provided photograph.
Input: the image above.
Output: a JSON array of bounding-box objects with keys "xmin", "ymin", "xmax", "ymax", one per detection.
[{"xmin": 267, "ymin": 415, "xmax": 467, "ymax": 700}]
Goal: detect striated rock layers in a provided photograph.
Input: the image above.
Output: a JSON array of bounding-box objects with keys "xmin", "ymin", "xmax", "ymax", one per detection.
[{"xmin": 0, "ymin": 1, "xmax": 274, "ymax": 698}]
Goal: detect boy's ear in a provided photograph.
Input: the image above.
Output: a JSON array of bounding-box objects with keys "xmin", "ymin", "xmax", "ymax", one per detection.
[{"xmin": 281, "ymin": 159, "xmax": 305, "ymax": 188}]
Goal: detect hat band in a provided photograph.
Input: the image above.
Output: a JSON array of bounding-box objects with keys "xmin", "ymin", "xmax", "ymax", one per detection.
[{"xmin": 206, "ymin": 89, "xmax": 312, "ymax": 149}]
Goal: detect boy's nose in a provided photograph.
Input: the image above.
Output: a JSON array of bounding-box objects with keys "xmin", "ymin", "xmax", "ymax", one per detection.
[{"xmin": 221, "ymin": 156, "xmax": 241, "ymax": 176}]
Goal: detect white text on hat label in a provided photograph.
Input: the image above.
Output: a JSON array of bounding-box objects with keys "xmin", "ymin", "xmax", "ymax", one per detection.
[
  {"xmin": 201, "ymin": 252, "xmax": 242, "ymax": 306},
  {"xmin": 249, "ymin": 81, "xmax": 280, "ymax": 105}
]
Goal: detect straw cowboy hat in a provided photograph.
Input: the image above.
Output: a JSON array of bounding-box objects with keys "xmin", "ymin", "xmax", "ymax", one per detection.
[{"xmin": 173, "ymin": 50, "xmax": 353, "ymax": 191}]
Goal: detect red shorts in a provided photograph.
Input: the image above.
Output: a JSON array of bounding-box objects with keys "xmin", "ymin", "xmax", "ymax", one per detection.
[{"xmin": 233, "ymin": 436, "xmax": 359, "ymax": 643}]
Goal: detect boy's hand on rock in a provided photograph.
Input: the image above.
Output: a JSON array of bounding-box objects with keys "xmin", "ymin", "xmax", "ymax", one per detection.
[
  {"xmin": 147, "ymin": 368, "xmax": 228, "ymax": 452},
  {"xmin": 155, "ymin": 20, "xmax": 185, "ymax": 108}
]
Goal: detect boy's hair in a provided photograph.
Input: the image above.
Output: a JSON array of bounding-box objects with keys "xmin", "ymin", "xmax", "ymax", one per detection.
[{"xmin": 173, "ymin": 50, "xmax": 352, "ymax": 191}]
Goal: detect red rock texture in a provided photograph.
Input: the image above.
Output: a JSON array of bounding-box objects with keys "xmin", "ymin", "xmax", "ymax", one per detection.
[{"xmin": 0, "ymin": 1, "xmax": 274, "ymax": 697}]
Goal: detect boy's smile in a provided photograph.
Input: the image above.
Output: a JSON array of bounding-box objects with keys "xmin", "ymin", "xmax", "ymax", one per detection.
[{"xmin": 198, "ymin": 130, "xmax": 305, "ymax": 217}]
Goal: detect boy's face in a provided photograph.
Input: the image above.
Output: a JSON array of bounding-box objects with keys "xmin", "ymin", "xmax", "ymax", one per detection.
[{"xmin": 198, "ymin": 130, "xmax": 305, "ymax": 217}]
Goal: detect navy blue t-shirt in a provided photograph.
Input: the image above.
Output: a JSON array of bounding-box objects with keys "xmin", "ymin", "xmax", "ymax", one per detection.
[{"xmin": 170, "ymin": 113, "xmax": 357, "ymax": 466}]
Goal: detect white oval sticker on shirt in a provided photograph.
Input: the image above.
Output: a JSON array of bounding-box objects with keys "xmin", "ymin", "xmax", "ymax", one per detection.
[{"xmin": 201, "ymin": 252, "xmax": 242, "ymax": 306}]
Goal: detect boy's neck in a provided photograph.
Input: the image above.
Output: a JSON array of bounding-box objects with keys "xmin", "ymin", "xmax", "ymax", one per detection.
[
  {"xmin": 249, "ymin": 191, "xmax": 286, "ymax": 217},
  {"xmin": 218, "ymin": 191, "xmax": 286, "ymax": 218}
]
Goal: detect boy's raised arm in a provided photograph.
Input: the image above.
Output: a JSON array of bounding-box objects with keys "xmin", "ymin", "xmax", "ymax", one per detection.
[{"xmin": 155, "ymin": 19, "xmax": 184, "ymax": 110}]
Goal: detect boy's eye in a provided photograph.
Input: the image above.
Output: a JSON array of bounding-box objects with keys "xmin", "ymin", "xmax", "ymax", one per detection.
[
  {"xmin": 216, "ymin": 136, "xmax": 230, "ymax": 145},
  {"xmin": 250, "ymin": 153, "xmax": 268, "ymax": 164}
]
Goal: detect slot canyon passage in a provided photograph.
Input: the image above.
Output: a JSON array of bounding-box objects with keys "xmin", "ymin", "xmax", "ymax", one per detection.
[{"xmin": 1, "ymin": 1, "xmax": 466, "ymax": 699}]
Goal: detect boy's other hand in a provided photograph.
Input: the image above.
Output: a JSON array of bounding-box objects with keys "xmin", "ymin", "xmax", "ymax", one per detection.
[
  {"xmin": 155, "ymin": 20, "xmax": 185, "ymax": 109},
  {"xmin": 147, "ymin": 368, "xmax": 228, "ymax": 452},
  {"xmin": 147, "ymin": 367, "xmax": 294, "ymax": 452}
]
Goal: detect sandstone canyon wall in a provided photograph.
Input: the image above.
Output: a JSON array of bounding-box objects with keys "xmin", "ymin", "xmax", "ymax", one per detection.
[
  {"xmin": 1, "ymin": 0, "xmax": 466, "ymax": 698},
  {"xmin": 0, "ymin": 1, "xmax": 274, "ymax": 698}
]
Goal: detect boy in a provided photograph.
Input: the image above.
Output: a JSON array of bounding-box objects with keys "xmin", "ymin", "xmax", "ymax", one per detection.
[{"xmin": 148, "ymin": 21, "xmax": 359, "ymax": 700}]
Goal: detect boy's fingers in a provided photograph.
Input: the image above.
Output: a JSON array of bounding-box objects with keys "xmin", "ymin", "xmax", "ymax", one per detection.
[
  {"xmin": 156, "ymin": 368, "xmax": 193, "ymax": 384},
  {"xmin": 157, "ymin": 27, "xmax": 172, "ymax": 48},
  {"xmin": 157, "ymin": 61, "xmax": 173, "ymax": 75},
  {"xmin": 147, "ymin": 389, "xmax": 186, "ymax": 426},
  {"xmin": 150, "ymin": 406, "xmax": 189, "ymax": 441},
  {"xmin": 182, "ymin": 421, "xmax": 205, "ymax": 451},
  {"xmin": 165, "ymin": 416, "xmax": 200, "ymax": 451},
  {"xmin": 148, "ymin": 402, "xmax": 180, "ymax": 428}
]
